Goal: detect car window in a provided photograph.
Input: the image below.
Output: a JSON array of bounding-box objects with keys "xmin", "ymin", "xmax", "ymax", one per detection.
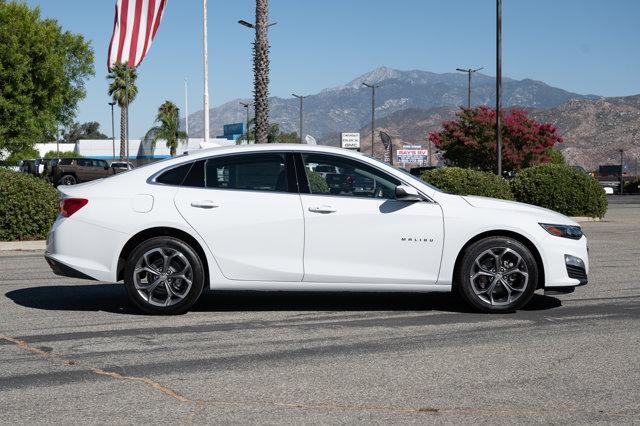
[
  {"xmin": 155, "ymin": 162, "xmax": 193, "ymax": 186},
  {"xmin": 302, "ymin": 153, "xmax": 400, "ymax": 199},
  {"xmin": 59, "ymin": 158, "xmax": 72, "ymax": 165},
  {"xmin": 204, "ymin": 153, "xmax": 288, "ymax": 192}
]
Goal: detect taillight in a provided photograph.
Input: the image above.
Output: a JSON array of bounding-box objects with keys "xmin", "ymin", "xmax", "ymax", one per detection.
[{"xmin": 60, "ymin": 198, "xmax": 88, "ymax": 217}]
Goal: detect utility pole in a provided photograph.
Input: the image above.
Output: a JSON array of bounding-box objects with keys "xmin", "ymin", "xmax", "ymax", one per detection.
[
  {"xmin": 619, "ymin": 149, "xmax": 624, "ymax": 195},
  {"xmin": 240, "ymin": 101, "xmax": 251, "ymax": 144},
  {"xmin": 362, "ymin": 82, "xmax": 379, "ymax": 157},
  {"xmin": 109, "ymin": 101, "xmax": 116, "ymax": 159},
  {"xmin": 203, "ymin": 0, "xmax": 210, "ymax": 143},
  {"xmin": 292, "ymin": 94, "xmax": 306, "ymax": 143},
  {"xmin": 496, "ymin": 0, "xmax": 503, "ymax": 176},
  {"xmin": 456, "ymin": 67, "xmax": 484, "ymax": 108},
  {"xmin": 184, "ymin": 78, "xmax": 189, "ymax": 145}
]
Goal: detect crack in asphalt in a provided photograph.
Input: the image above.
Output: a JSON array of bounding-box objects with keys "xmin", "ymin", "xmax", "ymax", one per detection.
[{"xmin": 0, "ymin": 334, "xmax": 191, "ymax": 404}]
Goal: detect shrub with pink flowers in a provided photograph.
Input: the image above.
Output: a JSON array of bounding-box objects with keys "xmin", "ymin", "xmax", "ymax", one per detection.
[{"xmin": 428, "ymin": 106, "xmax": 563, "ymax": 172}]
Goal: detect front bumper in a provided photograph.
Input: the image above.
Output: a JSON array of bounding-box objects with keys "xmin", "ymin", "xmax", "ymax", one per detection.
[{"xmin": 541, "ymin": 234, "xmax": 589, "ymax": 289}]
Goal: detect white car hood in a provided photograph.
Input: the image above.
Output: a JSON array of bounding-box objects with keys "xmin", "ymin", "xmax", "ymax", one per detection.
[{"xmin": 461, "ymin": 195, "xmax": 578, "ymax": 226}]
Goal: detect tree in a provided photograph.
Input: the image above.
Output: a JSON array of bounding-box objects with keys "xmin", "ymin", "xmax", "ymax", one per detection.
[
  {"xmin": 145, "ymin": 101, "xmax": 187, "ymax": 157},
  {"xmin": 267, "ymin": 123, "xmax": 298, "ymax": 144},
  {"xmin": 428, "ymin": 106, "xmax": 563, "ymax": 172},
  {"xmin": 62, "ymin": 122, "xmax": 108, "ymax": 144},
  {"xmin": 107, "ymin": 63, "xmax": 138, "ymax": 159},
  {"xmin": 0, "ymin": 1, "xmax": 94, "ymax": 155},
  {"xmin": 253, "ymin": 0, "xmax": 270, "ymax": 144}
]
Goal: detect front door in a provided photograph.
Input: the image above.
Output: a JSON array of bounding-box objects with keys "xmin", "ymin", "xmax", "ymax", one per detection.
[
  {"xmin": 298, "ymin": 152, "xmax": 444, "ymax": 285},
  {"xmin": 174, "ymin": 152, "xmax": 304, "ymax": 282}
]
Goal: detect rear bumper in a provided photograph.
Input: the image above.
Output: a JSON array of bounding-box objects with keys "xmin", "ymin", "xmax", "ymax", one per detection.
[
  {"xmin": 46, "ymin": 216, "xmax": 127, "ymax": 282},
  {"xmin": 45, "ymin": 255, "xmax": 96, "ymax": 281}
]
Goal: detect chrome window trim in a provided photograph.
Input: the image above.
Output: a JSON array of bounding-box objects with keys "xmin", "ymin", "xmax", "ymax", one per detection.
[{"xmin": 146, "ymin": 149, "xmax": 436, "ymax": 203}]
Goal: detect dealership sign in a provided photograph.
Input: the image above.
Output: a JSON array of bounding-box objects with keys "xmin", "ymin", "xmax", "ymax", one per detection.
[
  {"xmin": 397, "ymin": 149, "xmax": 428, "ymax": 163},
  {"xmin": 341, "ymin": 133, "xmax": 360, "ymax": 149}
]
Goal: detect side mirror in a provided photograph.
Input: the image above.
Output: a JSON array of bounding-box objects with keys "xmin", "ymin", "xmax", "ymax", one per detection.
[{"xmin": 395, "ymin": 184, "xmax": 424, "ymax": 202}]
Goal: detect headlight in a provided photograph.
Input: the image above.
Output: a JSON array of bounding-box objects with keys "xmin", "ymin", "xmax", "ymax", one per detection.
[{"xmin": 539, "ymin": 223, "xmax": 583, "ymax": 240}]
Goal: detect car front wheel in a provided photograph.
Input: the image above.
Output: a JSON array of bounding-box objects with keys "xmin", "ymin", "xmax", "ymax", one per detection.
[
  {"xmin": 124, "ymin": 237, "xmax": 205, "ymax": 315},
  {"xmin": 456, "ymin": 236, "xmax": 538, "ymax": 313}
]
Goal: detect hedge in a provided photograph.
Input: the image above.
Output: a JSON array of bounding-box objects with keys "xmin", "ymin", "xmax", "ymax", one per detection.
[
  {"xmin": 510, "ymin": 164, "xmax": 607, "ymax": 218},
  {"xmin": 420, "ymin": 167, "xmax": 514, "ymax": 200},
  {"xmin": 0, "ymin": 169, "xmax": 59, "ymax": 241}
]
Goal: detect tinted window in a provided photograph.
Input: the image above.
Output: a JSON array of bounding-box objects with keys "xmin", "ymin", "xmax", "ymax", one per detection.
[
  {"xmin": 155, "ymin": 162, "xmax": 193, "ymax": 186},
  {"xmin": 76, "ymin": 159, "xmax": 89, "ymax": 167},
  {"xmin": 182, "ymin": 160, "xmax": 205, "ymax": 188},
  {"xmin": 302, "ymin": 153, "xmax": 400, "ymax": 199},
  {"xmin": 59, "ymin": 159, "xmax": 73, "ymax": 165},
  {"xmin": 204, "ymin": 153, "xmax": 288, "ymax": 192}
]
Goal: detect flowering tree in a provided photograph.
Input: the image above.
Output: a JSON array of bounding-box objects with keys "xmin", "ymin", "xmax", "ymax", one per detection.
[{"xmin": 428, "ymin": 106, "xmax": 563, "ymax": 172}]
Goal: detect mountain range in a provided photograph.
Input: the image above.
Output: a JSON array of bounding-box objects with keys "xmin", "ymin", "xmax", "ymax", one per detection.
[
  {"xmin": 185, "ymin": 66, "xmax": 597, "ymax": 139},
  {"xmin": 184, "ymin": 67, "xmax": 639, "ymax": 170}
]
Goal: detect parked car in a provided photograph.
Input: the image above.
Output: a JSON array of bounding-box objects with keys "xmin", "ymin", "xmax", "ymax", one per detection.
[
  {"xmin": 51, "ymin": 158, "xmax": 115, "ymax": 185},
  {"xmin": 110, "ymin": 161, "xmax": 135, "ymax": 174},
  {"xmin": 45, "ymin": 145, "xmax": 588, "ymax": 315}
]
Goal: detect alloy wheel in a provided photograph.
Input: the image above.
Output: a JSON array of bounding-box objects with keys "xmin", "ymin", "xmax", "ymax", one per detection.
[
  {"xmin": 469, "ymin": 247, "xmax": 529, "ymax": 306},
  {"xmin": 133, "ymin": 247, "xmax": 193, "ymax": 307}
]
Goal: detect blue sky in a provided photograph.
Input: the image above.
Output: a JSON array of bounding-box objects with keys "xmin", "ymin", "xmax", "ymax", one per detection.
[{"xmin": 28, "ymin": 0, "xmax": 640, "ymax": 138}]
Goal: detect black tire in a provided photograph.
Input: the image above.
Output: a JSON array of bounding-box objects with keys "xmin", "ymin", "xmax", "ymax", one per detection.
[
  {"xmin": 59, "ymin": 174, "xmax": 77, "ymax": 185},
  {"xmin": 124, "ymin": 236, "xmax": 205, "ymax": 315},
  {"xmin": 456, "ymin": 236, "xmax": 538, "ymax": 313}
]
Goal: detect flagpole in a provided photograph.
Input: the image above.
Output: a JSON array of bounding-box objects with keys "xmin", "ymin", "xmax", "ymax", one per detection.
[
  {"xmin": 202, "ymin": 0, "xmax": 210, "ymax": 143},
  {"xmin": 184, "ymin": 78, "xmax": 189, "ymax": 144}
]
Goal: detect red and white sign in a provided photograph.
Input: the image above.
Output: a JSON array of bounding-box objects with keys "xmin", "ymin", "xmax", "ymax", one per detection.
[
  {"xmin": 108, "ymin": 0, "xmax": 167, "ymax": 70},
  {"xmin": 397, "ymin": 149, "xmax": 428, "ymax": 163}
]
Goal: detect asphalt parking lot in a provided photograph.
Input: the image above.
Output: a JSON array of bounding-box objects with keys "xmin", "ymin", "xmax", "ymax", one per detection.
[{"xmin": 1, "ymin": 198, "xmax": 639, "ymax": 424}]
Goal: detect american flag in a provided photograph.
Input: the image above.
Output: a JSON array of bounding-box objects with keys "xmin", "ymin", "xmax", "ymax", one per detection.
[{"xmin": 107, "ymin": 0, "xmax": 167, "ymax": 70}]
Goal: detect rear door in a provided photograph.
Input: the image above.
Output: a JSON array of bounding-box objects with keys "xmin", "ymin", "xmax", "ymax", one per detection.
[
  {"xmin": 298, "ymin": 152, "xmax": 444, "ymax": 285},
  {"xmin": 173, "ymin": 152, "xmax": 305, "ymax": 282}
]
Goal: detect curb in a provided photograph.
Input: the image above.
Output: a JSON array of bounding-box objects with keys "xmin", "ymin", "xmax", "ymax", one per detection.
[
  {"xmin": 571, "ymin": 217, "xmax": 604, "ymax": 223},
  {"xmin": 0, "ymin": 240, "xmax": 46, "ymax": 251}
]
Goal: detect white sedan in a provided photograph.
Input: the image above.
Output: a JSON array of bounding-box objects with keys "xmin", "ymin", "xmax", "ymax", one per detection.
[{"xmin": 45, "ymin": 145, "xmax": 588, "ymax": 314}]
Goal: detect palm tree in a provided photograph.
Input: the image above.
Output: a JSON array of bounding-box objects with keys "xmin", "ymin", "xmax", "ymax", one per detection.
[
  {"xmin": 107, "ymin": 62, "xmax": 138, "ymax": 159},
  {"xmin": 145, "ymin": 101, "xmax": 187, "ymax": 157},
  {"xmin": 253, "ymin": 0, "xmax": 270, "ymax": 143}
]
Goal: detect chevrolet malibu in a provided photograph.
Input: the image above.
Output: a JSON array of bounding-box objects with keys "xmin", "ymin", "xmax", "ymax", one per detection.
[{"xmin": 45, "ymin": 145, "xmax": 588, "ymax": 314}]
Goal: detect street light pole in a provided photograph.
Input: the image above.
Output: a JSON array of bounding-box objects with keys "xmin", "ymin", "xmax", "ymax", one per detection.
[
  {"xmin": 203, "ymin": 0, "xmax": 210, "ymax": 143},
  {"xmin": 240, "ymin": 101, "xmax": 251, "ymax": 144},
  {"xmin": 456, "ymin": 67, "xmax": 484, "ymax": 108},
  {"xmin": 496, "ymin": 0, "xmax": 503, "ymax": 176},
  {"xmin": 109, "ymin": 101, "xmax": 116, "ymax": 160},
  {"xmin": 362, "ymin": 82, "xmax": 379, "ymax": 157},
  {"xmin": 292, "ymin": 94, "xmax": 306, "ymax": 143}
]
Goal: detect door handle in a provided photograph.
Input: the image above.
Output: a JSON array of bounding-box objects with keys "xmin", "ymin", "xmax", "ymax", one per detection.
[
  {"xmin": 308, "ymin": 205, "xmax": 336, "ymax": 214},
  {"xmin": 190, "ymin": 200, "xmax": 218, "ymax": 209}
]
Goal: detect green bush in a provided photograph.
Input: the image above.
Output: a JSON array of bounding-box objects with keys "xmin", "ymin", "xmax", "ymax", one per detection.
[
  {"xmin": 510, "ymin": 164, "xmax": 607, "ymax": 218},
  {"xmin": 0, "ymin": 169, "xmax": 59, "ymax": 241},
  {"xmin": 420, "ymin": 167, "xmax": 514, "ymax": 200},
  {"xmin": 307, "ymin": 170, "xmax": 330, "ymax": 194},
  {"xmin": 44, "ymin": 150, "xmax": 77, "ymax": 159}
]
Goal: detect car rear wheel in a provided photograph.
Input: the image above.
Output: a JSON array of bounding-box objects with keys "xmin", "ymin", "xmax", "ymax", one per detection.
[
  {"xmin": 124, "ymin": 237, "xmax": 205, "ymax": 315},
  {"xmin": 456, "ymin": 236, "xmax": 538, "ymax": 313},
  {"xmin": 59, "ymin": 174, "xmax": 77, "ymax": 185}
]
